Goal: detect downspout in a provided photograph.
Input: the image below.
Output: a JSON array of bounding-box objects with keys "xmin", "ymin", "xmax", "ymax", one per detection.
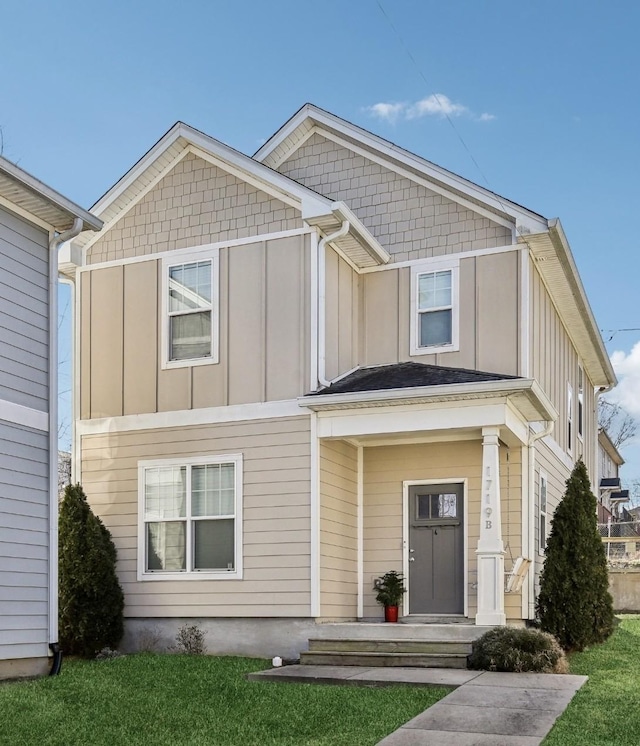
[
  {"xmin": 527, "ymin": 420, "xmax": 555, "ymax": 619},
  {"xmin": 317, "ymin": 222, "xmax": 350, "ymax": 388},
  {"xmin": 48, "ymin": 218, "xmax": 84, "ymax": 675}
]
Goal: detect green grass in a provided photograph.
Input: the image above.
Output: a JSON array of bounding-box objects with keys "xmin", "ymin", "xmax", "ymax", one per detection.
[
  {"xmin": 0, "ymin": 654, "xmax": 448, "ymax": 746},
  {"xmin": 544, "ymin": 615, "xmax": 640, "ymax": 745}
]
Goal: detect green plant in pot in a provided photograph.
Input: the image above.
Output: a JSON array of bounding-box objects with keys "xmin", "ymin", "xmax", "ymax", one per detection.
[{"xmin": 374, "ymin": 570, "xmax": 406, "ymax": 622}]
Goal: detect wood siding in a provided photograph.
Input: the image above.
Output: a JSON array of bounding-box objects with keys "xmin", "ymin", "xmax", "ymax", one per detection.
[
  {"xmin": 0, "ymin": 206, "xmax": 49, "ymax": 411},
  {"xmin": 324, "ymin": 248, "xmax": 359, "ymax": 380},
  {"xmin": 80, "ymin": 415, "xmax": 312, "ymax": 617},
  {"xmin": 0, "ymin": 421, "xmax": 49, "ymax": 660},
  {"xmin": 80, "ymin": 234, "xmax": 311, "ymax": 418},
  {"xmin": 87, "ymin": 153, "xmax": 303, "ymax": 264},
  {"xmin": 362, "ymin": 441, "xmax": 523, "ymax": 622},
  {"xmin": 319, "ymin": 440, "xmax": 358, "ymax": 619},
  {"xmin": 278, "ymin": 132, "xmax": 512, "ymax": 261},
  {"xmin": 361, "ymin": 252, "xmax": 520, "ymax": 375}
]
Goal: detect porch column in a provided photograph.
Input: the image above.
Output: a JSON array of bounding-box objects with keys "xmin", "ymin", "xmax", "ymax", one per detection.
[{"xmin": 475, "ymin": 426, "xmax": 506, "ymax": 626}]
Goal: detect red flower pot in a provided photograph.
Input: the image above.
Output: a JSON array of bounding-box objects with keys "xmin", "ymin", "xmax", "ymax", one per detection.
[{"xmin": 384, "ymin": 605, "xmax": 399, "ymax": 623}]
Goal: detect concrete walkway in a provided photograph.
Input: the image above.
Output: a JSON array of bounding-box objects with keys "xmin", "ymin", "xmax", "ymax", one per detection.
[{"xmin": 248, "ymin": 665, "xmax": 587, "ymax": 745}]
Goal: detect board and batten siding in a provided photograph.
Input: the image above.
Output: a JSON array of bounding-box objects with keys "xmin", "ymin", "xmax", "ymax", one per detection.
[
  {"xmin": 80, "ymin": 415, "xmax": 312, "ymax": 617},
  {"xmin": 319, "ymin": 440, "xmax": 358, "ymax": 619},
  {"xmin": 362, "ymin": 440, "xmax": 523, "ymax": 622},
  {"xmin": 361, "ymin": 251, "xmax": 520, "ymax": 376},
  {"xmin": 324, "ymin": 247, "xmax": 359, "ymax": 381},
  {"xmin": 278, "ymin": 132, "xmax": 513, "ymax": 262},
  {"xmin": 80, "ymin": 233, "xmax": 311, "ymax": 419},
  {"xmin": 0, "ymin": 205, "xmax": 49, "ymax": 412},
  {"xmin": 0, "ymin": 204, "xmax": 50, "ymax": 666},
  {"xmin": 529, "ymin": 258, "xmax": 597, "ymax": 477}
]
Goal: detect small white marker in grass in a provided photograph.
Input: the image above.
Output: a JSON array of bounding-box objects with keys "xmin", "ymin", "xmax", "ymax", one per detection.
[{"xmin": 272, "ymin": 656, "xmax": 283, "ymax": 667}]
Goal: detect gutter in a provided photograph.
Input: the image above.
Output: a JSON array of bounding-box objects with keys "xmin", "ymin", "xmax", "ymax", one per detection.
[{"xmin": 48, "ymin": 217, "xmax": 84, "ymax": 674}]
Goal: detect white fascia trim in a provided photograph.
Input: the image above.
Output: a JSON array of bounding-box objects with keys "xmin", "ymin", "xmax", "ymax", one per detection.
[
  {"xmin": 80, "ymin": 149, "xmax": 191, "ymax": 254},
  {"xmin": 300, "ymin": 378, "xmax": 556, "ymax": 416},
  {"xmin": 0, "ymin": 399, "xmax": 49, "ymax": 432},
  {"xmin": 329, "ymin": 202, "xmax": 390, "ymax": 265},
  {"xmin": 359, "ymin": 243, "xmax": 518, "ymax": 274},
  {"xmin": 78, "ymin": 227, "xmax": 314, "ymax": 273},
  {"xmin": 137, "ymin": 452, "xmax": 243, "ymax": 581},
  {"xmin": 255, "ymin": 107, "xmax": 548, "ymax": 234},
  {"xmin": 77, "ymin": 399, "xmax": 306, "ymax": 437}
]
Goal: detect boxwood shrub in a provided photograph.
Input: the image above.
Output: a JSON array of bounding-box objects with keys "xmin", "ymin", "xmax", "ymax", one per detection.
[{"xmin": 468, "ymin": 626, "xmax": 567, "ymax": 673}]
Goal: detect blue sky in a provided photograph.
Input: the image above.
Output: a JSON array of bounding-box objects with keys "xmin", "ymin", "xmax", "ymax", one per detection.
[{"xmin": 4, "ymin": 1, "xmax": 640, "ymax": 477}]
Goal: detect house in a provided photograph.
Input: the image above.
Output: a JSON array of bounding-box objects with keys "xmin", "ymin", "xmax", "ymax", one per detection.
[
  {"xmin": 597, "ymin": 428, "xmax": 626, "ymax": 523},
  {"xmin": 0, "ymin": 156, "xmax": 101, "ymax": 679},
  {"xmin": 63, "ymin": 105, "xmax": 615, "ymax": 657}
]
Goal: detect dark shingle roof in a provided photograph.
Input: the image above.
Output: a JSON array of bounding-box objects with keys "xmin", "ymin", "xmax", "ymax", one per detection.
[{"xmin": 308, "ymin": 362, "xmax": 521, "ymax": 396}]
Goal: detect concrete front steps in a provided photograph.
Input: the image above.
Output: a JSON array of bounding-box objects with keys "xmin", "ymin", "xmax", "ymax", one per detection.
[{"xmin": 299, "ymin": 623, "xmax": 495, "ymax": 669}]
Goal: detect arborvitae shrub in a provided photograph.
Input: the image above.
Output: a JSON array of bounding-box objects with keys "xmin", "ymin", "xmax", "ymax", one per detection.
[
  {"xmin": 468, "ymin": 627, "xmax": 567, "ymax": 673},
  {"xmin": 59, "ymin": 483, "xmax": 124, "ymax": 657},
  {"xmin": 536, "ymin": 460, "xmax": 614, "ymax": 651}
]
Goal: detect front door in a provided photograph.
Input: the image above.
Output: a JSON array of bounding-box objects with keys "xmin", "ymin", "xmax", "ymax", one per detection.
[{"xmin": 408, "ymin": 482, "xmax": 464, "ymax": 614}]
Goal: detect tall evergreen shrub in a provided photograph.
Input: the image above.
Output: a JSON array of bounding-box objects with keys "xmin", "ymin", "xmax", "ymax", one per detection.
[
  {"xmin": 536, "ymin": 460, "xmax": 614, "ymax": 651},
  {"xmin": 59, "ymin": 483, "xmax": 124, "ymax": 657}
]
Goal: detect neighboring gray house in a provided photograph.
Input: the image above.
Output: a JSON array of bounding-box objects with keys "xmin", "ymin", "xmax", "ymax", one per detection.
[{"xmin": 0, "ymin": 157, "xmax": 101, "ymax": 680}]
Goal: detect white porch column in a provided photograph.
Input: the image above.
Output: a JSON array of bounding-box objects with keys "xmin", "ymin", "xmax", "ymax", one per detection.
[{"xmin": 475, "ymin": 426, "xmax": 506, "ymax": 626}]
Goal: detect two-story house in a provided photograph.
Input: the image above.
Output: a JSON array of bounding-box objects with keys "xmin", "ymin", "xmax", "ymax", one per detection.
[
  {"xmin": 63, "ymin": 105, "xmax": 615, "ymax": 658},
  {"xmin": 0, "ymin": 156, "xmax": 101, "ymax": 680}
]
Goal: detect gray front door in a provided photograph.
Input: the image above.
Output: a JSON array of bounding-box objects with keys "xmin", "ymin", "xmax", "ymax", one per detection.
[{"xmin": 408, "ymin": 483, "xmax": 464, "ymax": 614}]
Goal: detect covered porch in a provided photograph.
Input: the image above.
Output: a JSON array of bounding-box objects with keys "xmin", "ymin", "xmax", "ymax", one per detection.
[{"xmin": 302, "ymin": 363, "xmax": 558, "ymax": 628}]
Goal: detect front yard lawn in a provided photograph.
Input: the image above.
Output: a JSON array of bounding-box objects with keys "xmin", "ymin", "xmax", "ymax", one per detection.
[
  {"xmin": 545, "ymin": 615, "xmax": 640, "ymax": 745},
  {"xmin": 1, "ymin": 654, "xmax": 448, "ymax": 745}
]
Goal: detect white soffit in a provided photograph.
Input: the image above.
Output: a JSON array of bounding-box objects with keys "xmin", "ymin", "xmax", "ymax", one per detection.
[{"xmin": 521, "ymin": 221, "xmax": 615, "ymax": 388}]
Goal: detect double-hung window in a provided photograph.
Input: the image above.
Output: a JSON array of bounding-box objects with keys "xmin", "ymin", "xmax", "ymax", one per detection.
[
  {"xmin": 539, "ymin": 472, "xmax": 548, "ymax": 554},
  {"xmin": 138, "ymin": 454, "xmax": 242, "ymax": 580},
  {"xmin": 410, "ymin": 261, "xmax": 459, "ymax": 356},
  {"xmin": 567, "ymin": 382, "xmax": 573, "ymax": 454},
  {"xmin": 577, "ymin": 366, "xmax": 584, "ymax": 440},
  {"xmin": 162, "ymin": 246, "xmax": 219, "ymax": 368}
]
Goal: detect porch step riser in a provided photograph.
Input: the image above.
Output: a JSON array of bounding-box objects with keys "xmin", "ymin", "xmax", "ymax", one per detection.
[
  {"xmin": 300, "ymin": 651, "xmax": 468, "ymax": 669},
  {"xmin": 308, "ymin": 639, "xmax": 471, "ymax": 655},
  {"xmin": 313, "ymin": 623, "xmax": 494, "ymax": 643}
]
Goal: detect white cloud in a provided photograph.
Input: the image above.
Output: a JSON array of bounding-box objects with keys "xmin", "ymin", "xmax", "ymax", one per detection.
[
  {"xmin": 407, "ymin": 94, "xmax": 467, "ymax": 119},
  {"xmin": 608, "ymin": 342, "xmax": 640, "ymax": 419},
  {"xmin": 367, "ymin": 94, "xmax": 494, "ymax": 124}
]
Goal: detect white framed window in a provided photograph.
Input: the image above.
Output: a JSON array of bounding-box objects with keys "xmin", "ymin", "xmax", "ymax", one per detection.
[
  {"xmin": 567, "ymin": 382, "xmax": 573, "ymax": 454},
  {"xmin": 137, "ymin": 454, "xmax": 243, "ymax": 581},
  {"xmin": 162, "ymin": 245, "xmax": 219, "ymax": 369},
  {"xmin": 539, "ymin": 471, "xmax": 548, "ymax": 554},
  {"xmin": 577, "ymin": 366, "xmax": 584, "ymax": 440},
  {"xmin": 410, "ymin": 260, "xmax": 459, "ymax": 356}
]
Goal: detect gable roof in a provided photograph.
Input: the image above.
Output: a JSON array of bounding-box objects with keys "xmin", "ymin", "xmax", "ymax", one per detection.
[
  {"xmin": 308, "ymin": 362, "xmax": 519, "ymax": 396},
  {"xmin": 73, "ymin": 122, "xmax": 389, "ymax": 269},
  {"xmin": 0, "ymin": 155, "xmax": 102, "ymax": 233},
  {"xmin": 254, "ymin": 103, "xmax": 549, "ymax": 235}
]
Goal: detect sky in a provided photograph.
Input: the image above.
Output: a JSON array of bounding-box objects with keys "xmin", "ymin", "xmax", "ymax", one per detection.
[{"xmin": 3, "ymin": 0, "xmax": 640, "ymax": 480}]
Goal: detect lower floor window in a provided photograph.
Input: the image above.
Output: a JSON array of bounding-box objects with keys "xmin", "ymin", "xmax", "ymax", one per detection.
[{"xmin": 140, "ymin": 454, "xmax": 242, "ymax": 576}]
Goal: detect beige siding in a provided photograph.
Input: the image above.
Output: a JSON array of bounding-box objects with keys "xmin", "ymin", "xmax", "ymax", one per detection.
[
  {"xmin": 278, "ymin": 132, "xmax": 512, "ymax": 261},
  {"xmin": 87, "ymin": 153, "xmax": 302, "ymax": 264},
  {"xmin": 362, "ymin": 441, "xmax": 523, "ymax": 621},
  {"xmin": 319, "ymin": 440, "xmax": 358, "ymax": 619},
  {"xmin": 361, "ymin": 252, "xmax": 520, "ymax": 375},
  {"xmin": 529, "ymin": 258, "xmax": 596, "ymax": 476},
  {"xmin": 80, "ymin": 416, "xmax": 312, "ymax": 617},
  {"xmin": 324, "ymin": 248, "xmax": 359, "ymax": 380},
  {"xmin": 80, "ymin": 234, "xmax": 311, "ymax": 418}
]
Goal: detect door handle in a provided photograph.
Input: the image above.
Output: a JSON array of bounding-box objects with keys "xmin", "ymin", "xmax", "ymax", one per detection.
[
  {"xmin": 409, "ymin": 549, "xmax": 415, "ymax": 553},
  {"xmin": 409, "ymin": 557, "xmax": 415, "ymax": 562}
]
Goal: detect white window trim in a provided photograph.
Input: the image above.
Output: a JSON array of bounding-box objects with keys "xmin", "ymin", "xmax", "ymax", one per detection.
[
  {"xmin": 137, "ymin": 453, "xmax": 243, "ymax": 581},
  {"xmin": 539, "ymin": 471, "xmax": 548, "ymax": 556},
  {"xmin": 161, "ymin": 245, "xmax": 220, "ymax": 369},
  {"xmin": 567, "ymin": 382, "xmax": 573, "ymax": 455},
  {"xmin": 410, "ymin": 259, "xmax": 460, "ymax": 357},
  {"xmin": 577, "ymin": 366, "xmax": 584, "ymax": 442}
]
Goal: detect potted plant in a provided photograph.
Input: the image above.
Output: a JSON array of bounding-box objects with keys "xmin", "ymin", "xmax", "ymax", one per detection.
[{"xmin": 373, "ymin": 570, "xmax": 406, "ymax": 622}]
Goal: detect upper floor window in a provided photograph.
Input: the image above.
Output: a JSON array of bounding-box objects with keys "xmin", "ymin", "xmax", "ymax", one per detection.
[
  {"xmin": 578, "ymin": 366, "xmax": 584, "ymax": 440},
  {"xmin": 162, "ymin": 246, "xmax": 219, "ymax": 369},
  {"xmin": 567, "ymin": 382, "xmax": 573, "ymax": 454},
  {"xmin": 138, "ymin": 454, "xmax": 243, "ymax": 580},
  {"xmin": 410, "ymin": 260, "xmax": 459, "ymax": 356}
]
